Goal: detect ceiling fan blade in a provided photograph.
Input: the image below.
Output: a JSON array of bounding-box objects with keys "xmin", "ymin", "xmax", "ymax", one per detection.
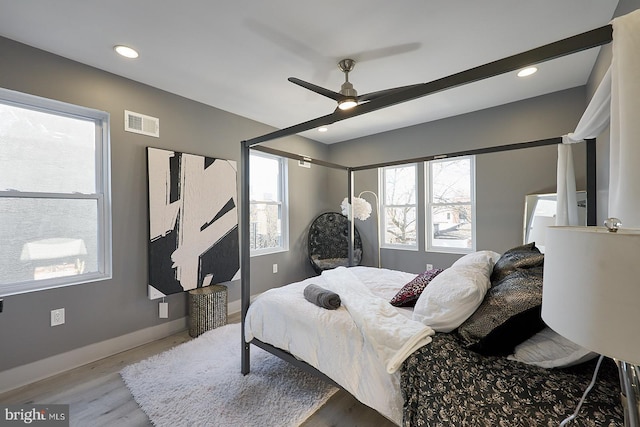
[
  {"xmin": 288, "ymin": 77, "xmax": 342, "ymax": 101},
  {"xmin": 351, "ymin": 42, "xmax": 421, "ymax": 63},
  {"xmin": 357, "ymin": 84, "xmax": 424, "ymax": 103}
]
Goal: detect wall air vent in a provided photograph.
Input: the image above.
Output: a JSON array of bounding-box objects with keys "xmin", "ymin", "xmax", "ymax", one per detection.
[{"xmin": 124, "ymin": 110, "xmax": 159, "ymax": 138}]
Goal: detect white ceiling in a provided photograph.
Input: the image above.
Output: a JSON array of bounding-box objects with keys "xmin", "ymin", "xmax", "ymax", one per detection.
[{"xmin": 0, "ymin": 1, "xmax": 619, "ymax": 144}]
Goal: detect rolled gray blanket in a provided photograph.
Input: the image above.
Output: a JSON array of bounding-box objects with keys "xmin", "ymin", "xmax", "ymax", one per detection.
[{"xmin": 303, "ymin": 284, "xmax": 341, "ymax": 310}]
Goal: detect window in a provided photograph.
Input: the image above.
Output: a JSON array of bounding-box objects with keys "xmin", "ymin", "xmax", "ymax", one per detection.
[
  {"xmin": 249, "ymin": 152, "xmax": 288, "ymax": 255},
  {"xmin": 0, "ymin": 89, "xmax": 111, "ymax": 296},
  {"xmin": 380, "ymin": 164, "xmax": 418, "ymax": 248},
  {"xmin": 426, "ymin": 156, "xmax": 475, "ymax": 252}
]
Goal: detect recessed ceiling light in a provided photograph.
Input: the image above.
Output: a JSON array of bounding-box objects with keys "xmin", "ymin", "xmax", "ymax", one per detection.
[
  {"xmin": 114, "ymin": 45, "xmax": 139, "ymax": 59},
  {"xmin": 318, "ymin": 127, "xmax": 328, "ymax": 132},
  {"xmin": 517, "ymin": 66, "xmax": 538, "ymax": 77}
]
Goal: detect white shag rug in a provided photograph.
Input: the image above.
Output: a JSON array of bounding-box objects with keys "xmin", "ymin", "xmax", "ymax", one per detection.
[{"xmin": 121, "ymin": 323, "xmax": 338, "ymax": 427}]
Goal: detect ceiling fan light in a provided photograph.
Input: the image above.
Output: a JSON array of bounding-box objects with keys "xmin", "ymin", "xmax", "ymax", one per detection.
[{"xmin": 338, "ymin": 99, "xmax": 358, "ymax": 110}]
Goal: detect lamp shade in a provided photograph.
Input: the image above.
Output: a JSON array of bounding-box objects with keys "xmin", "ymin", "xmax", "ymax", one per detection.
[{"xmin": 542, "ymin": 226, "xmax": 640, "ymax": 365}]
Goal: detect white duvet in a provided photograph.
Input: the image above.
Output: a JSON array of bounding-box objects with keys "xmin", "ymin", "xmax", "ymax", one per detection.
[{"xmin": 244, "ymin": 266, "xmax": 425, "ymax": 425}]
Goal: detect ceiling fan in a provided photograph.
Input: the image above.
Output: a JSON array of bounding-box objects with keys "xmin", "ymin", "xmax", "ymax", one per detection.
[{"xmin": 288, "ymin": 58, "xmax": 421, "ymax": 111}]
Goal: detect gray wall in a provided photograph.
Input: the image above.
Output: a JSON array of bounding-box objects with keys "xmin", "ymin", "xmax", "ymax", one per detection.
[
  {"xmin": 327, "ymin": 87, "xmax": 588, "ymax": 273},
  {"xmin": 0, "ymin": 37, "xmax": 331, "ymax": 371}
]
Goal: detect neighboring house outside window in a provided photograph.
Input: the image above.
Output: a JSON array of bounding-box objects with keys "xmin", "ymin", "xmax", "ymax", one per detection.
[
  {"xmin": 0, "ymin": 89, "xmax": 112, "ymax": 296},
  {"xmin": 380, "ymin": 164, "xmax": 418, "ymax": 249},
  {"xmin": 426, "ymin": 156, "xmax": 475, "ymax": 253},
  {"xmin": 249, "ymin": 151, "xmax": 288, "ymax": 255}
]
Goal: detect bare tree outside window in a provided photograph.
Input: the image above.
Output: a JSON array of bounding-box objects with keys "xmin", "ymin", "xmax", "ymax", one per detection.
[
  {"xmin": 249, "ymin": 203, "xmax": 281, "ymax": 250},
  {"xmin": 428, "ymin": 157, "xmax": 475, "ymax": 251},
  {"xmin": 382, "ymin": 165, "xmax": 417, "ymax": 247}
]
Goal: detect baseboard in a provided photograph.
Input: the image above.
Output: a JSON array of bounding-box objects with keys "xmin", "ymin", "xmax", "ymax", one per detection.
[
  {"xmin": 227, "ymin": 294, "xmax": 260, "ymax": 317},
  {"xmin": 0, "ymin": 317, "xmax": 188, "ymax": 395},
  {"xmin": 0, "ymin": 301, "xmax": 249, "ymax": 395},
  {"xmin": 228, "ymin": 298, "xmax": 241, "ymax": 315}
]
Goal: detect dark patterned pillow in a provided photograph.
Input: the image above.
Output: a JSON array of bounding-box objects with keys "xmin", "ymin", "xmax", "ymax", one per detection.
[
  {"xmin": 490, "ymin": 242, "xmax": 544, "ymax": 283},
  {"xmin": 390, "ymin": 268, "xmax": 444, "ymax": 307},
  {"xmin": 456, "ymin": 266, "xmax": 546, "ymax": 356}
]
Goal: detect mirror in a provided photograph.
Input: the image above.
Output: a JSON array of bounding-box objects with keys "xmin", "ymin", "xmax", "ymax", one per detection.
[{"xmin": 523, "ymin": 191, "xmax": 587, "ymax": 252}]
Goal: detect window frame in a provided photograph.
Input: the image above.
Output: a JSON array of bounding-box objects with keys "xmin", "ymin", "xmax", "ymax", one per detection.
[
  {"xmin": 249, "ymin": 151, "xmax": 289, "ymax": 256},
  {"xmin": 379, "ymin": 163, "xmax": 419, "ymax": 251},
  {"xmin": 425, "ymin": 155, "xmax": 476, "ymax": 254},
  {"xmin": 0, "ymin": 88, "xmax": 112, "ymax": 296}
]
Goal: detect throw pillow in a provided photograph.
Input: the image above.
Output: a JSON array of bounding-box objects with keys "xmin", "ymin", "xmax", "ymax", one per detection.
[
  {"xmin": 390, "ymin": 268, "xmax": 443, "ymax": 307},
  {"xmin": 413, "ymin": 252, "xmax": 496, "ymax": 333},
  {"xmin": 491, "ymin": 242, "xmax": 544, "ymax": 283},
  {"xmin": 507, "ymin": 327, "xmax": 598, "ymax": 368},
  {"xmin": 452, "ymin": 250, "xmax": 501, "ymax": 271},
  {"xmin": 456, "ymin": 266, "xmax": 546, "ymax": 356}
]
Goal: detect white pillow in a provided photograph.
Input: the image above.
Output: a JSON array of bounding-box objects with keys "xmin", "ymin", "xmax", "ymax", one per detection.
[
  {"xmin": 412, "ymin": 251, "xmax": 497, "ymax": 332},
  {"xmin": 507, "ymin": 327, "xmax": 597, "ymax": 368},
  {"xmin": 452, "ymin": 250, "xmax": 501, "ymax": 270}
]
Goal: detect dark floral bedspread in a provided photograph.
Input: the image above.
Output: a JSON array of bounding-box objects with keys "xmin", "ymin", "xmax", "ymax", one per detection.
[{"xmin": 400, "ymin": 334, "xmax": 623, "ymax": 427}]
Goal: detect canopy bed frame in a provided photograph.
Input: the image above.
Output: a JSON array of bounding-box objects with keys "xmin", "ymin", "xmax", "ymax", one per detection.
[{"xmin": 239, "ymin": 23, "xmax": 613, "ymax": 420}]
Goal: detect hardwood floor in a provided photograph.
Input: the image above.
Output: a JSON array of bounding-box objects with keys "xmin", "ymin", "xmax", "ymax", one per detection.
[{"xmin": 0, "ymin": 314, "xmax": 396, "ymax": 427}]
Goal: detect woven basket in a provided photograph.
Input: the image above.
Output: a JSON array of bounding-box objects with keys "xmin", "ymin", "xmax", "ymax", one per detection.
[{"xmin": 188, "ymin": 285, "xmax": 227, "ymax": 337}]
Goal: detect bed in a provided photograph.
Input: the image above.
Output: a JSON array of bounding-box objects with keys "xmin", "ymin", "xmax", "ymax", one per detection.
[
  {"xmin": 239, "ymin": 18, "xmax": 629, "ymax": 427},
  {"xmin": 244, "ymin": 246, "xmax": 624, "ymax": 425}
]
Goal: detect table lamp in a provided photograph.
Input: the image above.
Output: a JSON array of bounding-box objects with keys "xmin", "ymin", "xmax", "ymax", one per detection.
[{"xmin": 542, "ymin": 220, "xmax": 640, "ymax": 426}]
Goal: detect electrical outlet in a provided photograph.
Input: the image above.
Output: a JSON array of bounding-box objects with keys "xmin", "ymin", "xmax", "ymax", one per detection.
[
  {"xmin": 51, "ymin": 308, "xmax": 65, "ymax": 326},
  {"xmin": 426, "ymin": 263, "xmax": 433, "ymax": 270},
  {"xmin": 272, "ymin": 263, "xmax": 278, "ymax": 274}
]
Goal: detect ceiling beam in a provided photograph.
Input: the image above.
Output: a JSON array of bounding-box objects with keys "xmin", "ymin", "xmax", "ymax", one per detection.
[
  {"xmin": 243, "ymin": 24, "xmax": 612, "ymax": 147},
  {"xmin": 251, "ymin": 145, "xmax": 349, "ymax": 170},
  {"xmin": 350, "ymin": 137, "xmax": 562, "ymax": 171}
]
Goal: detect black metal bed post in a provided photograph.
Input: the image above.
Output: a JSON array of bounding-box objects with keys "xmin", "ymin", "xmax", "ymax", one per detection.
[
  {"xmin": 586, "ymin": 138, "xmax": 597, "ymax": 226},
  {"xmin": 347, "ymin": 168, "xmax": 355, "ymax": 266},
  {"xmin": 240, "ymin": 140, "xmax": 251, "ymax": 375}
]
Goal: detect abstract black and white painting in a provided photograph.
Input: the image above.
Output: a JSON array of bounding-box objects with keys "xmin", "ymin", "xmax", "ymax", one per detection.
[{"xmin": 146, "ymin": 147, "xmax": 239, "ymax": 299}]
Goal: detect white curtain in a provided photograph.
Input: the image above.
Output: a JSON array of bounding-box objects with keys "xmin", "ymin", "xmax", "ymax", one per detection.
[
  {"xmin": 558, "ymin": 9, "xmax": 640, "ymax": 227},
  {"xmin": 557, "ymin": 67, "xmax": 611, "ymax": 226},
  {"xmin": 556, "ymin": 144, "xmax": 579, "ymax": 226},
  {"xmin": 609, "ymin": 10, "xmax": 640, "ymax": 228}
]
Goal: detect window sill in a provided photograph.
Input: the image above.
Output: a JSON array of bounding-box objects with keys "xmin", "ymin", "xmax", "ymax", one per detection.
[
  {"xmin": 426, "ymin": 247, "xmax": 475, "ymax": 255},
  {"xmin": 0, "ymin": 272, "xmax": 112, "ymax": 297},
  {"xmin": 380, "ymin": 245, "xmax": 419, "ymax": 252},
  {"xmin": 250, "ymin": 247, "xmax": 289, "ymax": 257}
]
